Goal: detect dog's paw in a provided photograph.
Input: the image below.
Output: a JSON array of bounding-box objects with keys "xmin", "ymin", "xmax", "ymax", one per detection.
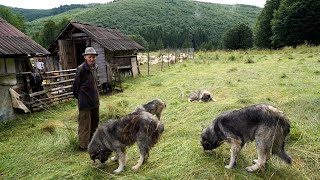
[
  {"xmin": 225, "ymin": 164, "xmax": 234, "ymax": 169},
  {"xmin": 245, "ymin": 165, "xmax": 258, "ymax": 172},
  {"xmin": 111, "ymin": 156, "xmax": 118, "ymax": 162},
  {"xmin": 252, "ymin": 159, "xmax": 258, "ymax": 164},
  {"xmin": 113, "ymin": 167, "xmax": 124, "ymax": 174},
  {"xmin": 131, "ymin": 165, "xmax": 140, "ymax": 171}
]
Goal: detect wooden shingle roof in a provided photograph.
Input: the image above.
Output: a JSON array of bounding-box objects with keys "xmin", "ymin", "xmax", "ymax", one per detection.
[
  {"xmin": 48, "ymin": 22, "xmax": 144, "ymax": 52},
  {"xmin": 0, "ymin": 17, "xmax": 50, "ymax": 56}
]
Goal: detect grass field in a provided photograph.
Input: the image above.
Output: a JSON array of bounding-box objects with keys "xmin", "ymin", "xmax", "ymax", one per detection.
[{"xmin": 0, "ymin": 45, "xmax": 319, "ymax": 179}]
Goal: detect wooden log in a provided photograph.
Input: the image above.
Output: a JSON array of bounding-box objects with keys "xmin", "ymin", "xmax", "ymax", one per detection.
[
  {"xmin": 114, "ymin": 55, "xmax": 137, "ymax": 58},
  {"xmin": 44, "ymin": 73, "xmax": 75, "ymax": 79},
  {"xmin": 49, "ymin": 85, "xmax": 72, "ymax": 92},
  {"xmin": 45, "ymin": 69, "xmax": 76, "ymax": 74},
  {"xmin": 31, "ymin": 92, "xmax": 73, "ymax": 104},
  {"xmin": 28, "ymin": 90, "xmax": 47, "ymax": 97},
  {"xmin": 31, "ymin": 95, "xmax": 74, "ymax": 109},
  {"xmin": 0, "ymin": 71, "xmax": 32, "ymax": 77},
  {"xmin": 42, "ymin": 79, "xmax": 74, "ymax": 86}
]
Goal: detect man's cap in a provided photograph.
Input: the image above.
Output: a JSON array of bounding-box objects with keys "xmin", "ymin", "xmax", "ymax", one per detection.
[{"xmin": 82, "ymin": 47, "xmax": 98, "ymax": 56}]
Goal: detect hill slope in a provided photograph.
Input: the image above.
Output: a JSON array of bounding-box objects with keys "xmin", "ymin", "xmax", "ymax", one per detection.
[
  {"xmin": 8, "ymin": 4, "xmax": 99, "ymax": 21},
  {"xmin": 26, "ymin": 0, "xmax": 261, "ymax": 48}
]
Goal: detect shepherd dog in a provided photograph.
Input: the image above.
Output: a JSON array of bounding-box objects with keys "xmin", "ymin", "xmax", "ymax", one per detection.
[
  {"xmin": 188, "ymin": 90, "xmax": 216, "ymax": 102},
  {"xmin": 88, "ymin": 110, "xmax": 164, "ymax": 174},
  {"xmin": 201, "ymin": 104, "xmax": 292, "ymax": 172},
  {"xmin": 133, "ymin": 99, "xmax": 166, "ymax": 120},
  {"xmin": 101, "ymin": 82, "xmax": 112, "ymax": 94}
]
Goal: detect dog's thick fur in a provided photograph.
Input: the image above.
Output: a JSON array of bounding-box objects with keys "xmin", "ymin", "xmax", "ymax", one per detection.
[
  {"xmin": 134, "ymin": 99, "xmax": 166, "ymax": 120},
  {"xmin": 201, "ymin": 104, "xmax": 292, "ymax": 172},
  {"xmin": 88, "ymin": 111, "xmax": 164, "ymax": 174},
  {"xmin": 188, "ymin": 90, "xmax": 216, "ymax": 102},
  {"xmin": 101, "ymin": 82, "xmax": 112, "ymax": 94}
]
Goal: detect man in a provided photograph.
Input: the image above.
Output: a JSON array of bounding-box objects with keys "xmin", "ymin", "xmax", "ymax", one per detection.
[{"xmin": 73, "ymin": 47, "xmax": 100, "ymax": 151}]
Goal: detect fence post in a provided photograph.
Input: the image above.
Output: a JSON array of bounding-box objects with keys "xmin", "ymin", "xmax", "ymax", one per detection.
[
  {"xmin": 147, "ymin": 50, "xmax": 150, "ymax": 76},
  {"xmin": 160, "ymin": 50, "xmax": 163, "ymax": 71},
  {"xmin": 167, "ymin": 48, "xmax": 169, "ymax": 67}
]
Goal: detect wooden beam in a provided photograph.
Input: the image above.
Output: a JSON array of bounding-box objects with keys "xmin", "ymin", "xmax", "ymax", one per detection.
[
  {"xmin": 29, "ymin": 90, "xmax": 47, "ymax": 97},
  {"xmin": 44, "ymin": 73, "xmax": 75, "ymax": 79},
  {"xmin": 0, "ymin": 71, "xmax": 32, "ymax": 77},
  {"xmin": 114, "ymin": 55, "xmax": 137, "ymax": 58},
  {"xmin": 69, "ymin": 33, "xmax": 89, "ymax": 38},
  {"xmin": 31, "ymin": 95, "xmax": 74, "ymax": 111},
  {"xmin": 42, "ymin": 79, "xmax": 74, "ymax": 86},
  {"xmin": 49, "ymin": 85, "xmax": 72, "ymax": 92},
  {"xmin": 45, "ymin": 69, "xmax": 76, "ymax": 74},
  {"xmin": 31, "ymin": 92, "xmax": 73, "ymax": 104}
]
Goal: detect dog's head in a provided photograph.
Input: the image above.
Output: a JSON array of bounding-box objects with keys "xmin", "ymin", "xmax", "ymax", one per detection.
[
  {"xmin": 201, "ymin": 124, "xmax": 223, "ymax": 151},
  {"xmin": 102, "ymin": 82, "xmax": 112, "ymax": 93},
  {"xmin": 87, "ymin": 128, "xmax": 113, "ymax": 163},
  {"xmin": 89, "ymin": 148, "xmax": 112, "ymax": 163},
  {"xmin": 142, "ymin": 98, "xmax": 166, "ymax": 119},
  {"xmin": 200, "ymin": 90, "xmax": 216, "ymax": 102}
]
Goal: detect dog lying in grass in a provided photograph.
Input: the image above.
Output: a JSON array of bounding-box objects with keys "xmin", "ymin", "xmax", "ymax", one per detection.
[
  {"xmin": 188, "ymin": 90, "xmax": 216, "ymax": 102},
  {"xmin": 88, "ymin": 99, "xmax": 166, "ymax": 174},
  {"xmin": 201, "ymin": 104, "xmax": 292, "ymax": 172}
]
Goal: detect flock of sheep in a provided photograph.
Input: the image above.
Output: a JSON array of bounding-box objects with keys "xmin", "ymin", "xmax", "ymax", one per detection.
[{"xmin": 137, "ymin": 53, "xmax": 189, "ymax": 65}]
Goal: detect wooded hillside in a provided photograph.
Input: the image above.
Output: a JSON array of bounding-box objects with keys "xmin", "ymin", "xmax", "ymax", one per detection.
[{"xmin": 25, "ymin": 0, "xmax": 261, "ymax": 50}]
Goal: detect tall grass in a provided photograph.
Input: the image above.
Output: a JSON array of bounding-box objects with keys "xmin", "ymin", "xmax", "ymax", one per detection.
[{"xmin": 0, "ymin": 45, "xmax": 319, "ymax": 179}]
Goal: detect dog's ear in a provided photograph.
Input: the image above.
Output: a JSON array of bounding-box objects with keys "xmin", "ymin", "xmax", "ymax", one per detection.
[{"xmin": 214, "ymin": 122, "xmax": 224, "ymax": 138}]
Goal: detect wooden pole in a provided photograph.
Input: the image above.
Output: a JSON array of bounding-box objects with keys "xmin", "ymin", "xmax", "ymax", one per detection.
[
  {"xmin": 161, "ymin": 50, "xmax": 163, "ymax": 71},
  {"xmin": 167, "ymin": 48, "xmax": 169, "ymax": 67},
  {"xmin": 147, "ymin": 50, "xmax": 150, "ymax": 75}
]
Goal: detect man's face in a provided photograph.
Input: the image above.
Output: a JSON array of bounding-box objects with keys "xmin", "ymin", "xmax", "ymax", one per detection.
[{"xmin": 84, "ymin": 54, "xmax": 97, "ymax": 66}]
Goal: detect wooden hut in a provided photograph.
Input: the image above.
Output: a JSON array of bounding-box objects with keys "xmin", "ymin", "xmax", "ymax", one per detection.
[
  {"xmin": 47, "ymin": 22, "xmax": 144, "ymax": 87},
  {"xmin": 0, "ymin": 17, "xmax": 50, "ymax": 121}
]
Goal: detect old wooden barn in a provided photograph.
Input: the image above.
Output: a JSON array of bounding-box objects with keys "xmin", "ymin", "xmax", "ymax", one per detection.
[
  {"xmin": 0, "ymin": 17, "xmax": 50, "ymax": 121},
  {"xmin": 47, "ymin": 22, "xmax": 144, "ymax": 86}
]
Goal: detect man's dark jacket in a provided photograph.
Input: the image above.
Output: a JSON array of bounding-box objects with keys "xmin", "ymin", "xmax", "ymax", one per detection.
[{"xmin": 73, "ymin": 62, "xmax": 99, "ymax": 110}]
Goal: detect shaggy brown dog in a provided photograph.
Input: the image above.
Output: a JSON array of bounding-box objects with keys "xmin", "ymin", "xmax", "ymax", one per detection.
[{"xmin": 88, "ymin": 111, "xmax": 164, "ymax": 174}]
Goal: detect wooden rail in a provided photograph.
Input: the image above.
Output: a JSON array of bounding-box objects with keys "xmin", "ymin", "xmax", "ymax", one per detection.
[
  {"xmin": 26, "ymin": 68, "xmax": 100, "ymax": 112},
  {"xmin": 27, "ymin": 69, "xmax": 76, "ymax": 111}
]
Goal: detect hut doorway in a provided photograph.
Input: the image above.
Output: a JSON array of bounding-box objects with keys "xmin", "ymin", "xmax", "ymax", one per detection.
[{"xmin": 75, "ymin": 42, "xmax": 86, "ymax": 66}]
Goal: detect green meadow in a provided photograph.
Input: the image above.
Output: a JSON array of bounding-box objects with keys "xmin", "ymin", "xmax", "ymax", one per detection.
[{"xmin": 0, "ymin": 45, "xmax": 319, "ymax": 179}]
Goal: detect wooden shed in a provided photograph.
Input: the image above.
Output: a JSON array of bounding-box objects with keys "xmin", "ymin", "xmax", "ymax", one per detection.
[
  {"xmin": 47, "ymin": 22, "xmax": 144, "ymax": 86},
  {"xmin": 0, "ymin": 17, "xmax": 50, "ymax": 121}
]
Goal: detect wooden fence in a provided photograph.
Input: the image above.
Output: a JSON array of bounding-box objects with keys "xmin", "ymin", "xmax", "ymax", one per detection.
[
  {"xmin": 138, "ymin": 48, "xmax": 194, "ymax": 75},
  {"xmin": 27, "ymin": 69, "xmax": 76, "ymax": 111}
]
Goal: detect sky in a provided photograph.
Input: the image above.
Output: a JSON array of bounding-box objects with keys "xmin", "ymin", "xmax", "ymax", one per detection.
[{"xmin": 0, "ymin": 0, "xmax": 266, "ymax": 9}]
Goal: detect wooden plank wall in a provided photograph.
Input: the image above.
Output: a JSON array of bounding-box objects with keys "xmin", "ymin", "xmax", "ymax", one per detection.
[
  {"xmin": 58, "ymin": 40, "xmax": 76, "ymax": 70},
  {"xmin": 92, "ymin": 42, "xmax": 107, "ymax": 84}
]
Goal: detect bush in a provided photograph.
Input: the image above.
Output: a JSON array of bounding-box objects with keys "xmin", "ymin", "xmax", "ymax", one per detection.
[{"xmin": 223, "ymin": 23, "xmax": 253, "ymax": 50}]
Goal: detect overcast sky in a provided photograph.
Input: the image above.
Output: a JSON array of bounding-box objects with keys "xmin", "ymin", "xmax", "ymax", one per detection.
[{"xmin": 0, "ymin": 0, "xmax": 266, "ymax": 9}]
